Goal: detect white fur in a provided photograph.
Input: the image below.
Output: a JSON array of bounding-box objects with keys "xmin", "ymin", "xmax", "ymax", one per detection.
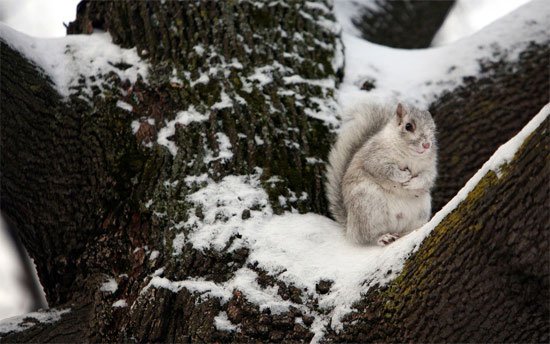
[
  {"xmin": 325, "ymin": 102, "xmax": 391, "ymax": 225},
  {"xmin": 326, "ymin": 101, "xmax": 437, "ymax": 245}
]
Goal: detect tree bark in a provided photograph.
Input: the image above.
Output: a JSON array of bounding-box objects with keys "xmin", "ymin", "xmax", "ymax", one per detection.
[
  {"xmin": 3, "ymin": 0, "xmax": 341, "ymax": 341},
  {"xmin": 430, "ymin": 42, "xmax": 549, "ymax": 211},
  {"xmin": 1, "ymin": 0, "xmax": 548, "ymax": 342},
  {"xmin": 351, "ymin": 0, "xmax": 455, "ymax": 48}
]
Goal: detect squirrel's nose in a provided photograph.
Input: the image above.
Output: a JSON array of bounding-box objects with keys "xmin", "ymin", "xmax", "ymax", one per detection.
[{"xmin": 422, "ymin": 142, "xmax": 430, "ymax": 149}]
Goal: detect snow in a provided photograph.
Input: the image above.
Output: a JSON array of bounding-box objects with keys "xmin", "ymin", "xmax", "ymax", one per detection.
[
  {"xmin": 145, "ymin": 267, "xmax": 305, "ymax": 315},
  {"xmin": 333, "ymin": 0, "xmax": 378, "ymax": 37},
  {"xmin": 0, "ymin": 308, "xmax": 70, "ymax": 334},
  {"xmin": 332, "ymin": 38, "xmax": 344, "ymax": 73},
  {"xmin": 144, "ymin": 276, "xmax": 232, "ymax": 300},
  {"xmin": 283, "ymin": 75, "xmax": 335, "ymax": 89},
  {"xmin": 149, "ymin": 250, "xmax": 160, "ymax": 261},
  {"xmin": 304, "ymin": 2, "xmax": 330, "ymax": 14},
  {"xmin": 152, "ymin": 267, "xmax": 165, "ymax": 277},
  {"xmin": 157, "ymin": 105, "xmax": 209, "ymax": 156},
  {"xmin": 130, "ymin": 120, "xmax": 141, "ymax": 135},
  {"xmin": 303, "ymin": 96, "xmax": 340, "ymax": 127},
  {"xmin": 112, "ymin": 300, "xmax": 128, "ymax": 308},
  {"xmin": 214, "ymin": 311, "xmax": 238, "ymax": 332},
  {"xmin": 0, "ymin": 23, "xmax": 149, "ymax": 99},
  {"xmin": 190, "ymin": 73, "xmax": 210, "ymax": 87},
  {"xmin": 0, "ymin": 0, "xmax": 80, "ymax": 38},
  {"xmin": 173, "ymin": 170, "xmax": 272, "ymax": 253},
  {"xmin": 184, "ymin": 173, "xmax": 210, "ymax": 187},
  {"xmin": 433, "ymin": 0, "xmax": 533, "ymax": 46},
  {"xmin": 193, "ymin": 44, "xmax": 205, "ymax": 56},
  {"xmin": 254, "ymin": 135, "xmax": 265, "ymax": 145},
  {"xmin": 204, "ymin": 133, "xmax": 234, "ymax": 163},
  {"xmin": 248, "ymin": 66, "xmax": 275, "ymax": 87},
  {"xmin": 100, "ymin": 278, "xmax": 118, "ymax": 293},
  {"xmin": 116, "ymin": 100, "xmax": 133, "ymax": 112},
  {"xmin": 211, "ymin": 90, "xmax": 234, "ymax": 110},
  {"xmin": 337, "ymin": 0, "xmax": 550, "ymax": 108}
]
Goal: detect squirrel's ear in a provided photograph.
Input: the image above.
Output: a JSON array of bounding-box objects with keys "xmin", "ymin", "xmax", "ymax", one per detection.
[{"xmin": 396, "ymin": 103, "xmax": 405, "ymax": 123}]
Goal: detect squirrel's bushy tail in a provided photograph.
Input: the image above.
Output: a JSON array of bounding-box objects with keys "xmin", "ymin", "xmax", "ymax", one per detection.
[{"xmin": 325, "ymin": 102, "xmax": 392, "ymax": 225}]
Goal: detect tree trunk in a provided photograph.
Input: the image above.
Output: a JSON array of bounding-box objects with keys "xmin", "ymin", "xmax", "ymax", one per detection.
[{"xmin": 1, "ymin": 0, "xmax": 548, "ymax": 342}]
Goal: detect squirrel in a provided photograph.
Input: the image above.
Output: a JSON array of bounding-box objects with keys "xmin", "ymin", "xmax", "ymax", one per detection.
[{"xmin": 325, "ymin": 101, "xmax": 437, "ymax": 246}]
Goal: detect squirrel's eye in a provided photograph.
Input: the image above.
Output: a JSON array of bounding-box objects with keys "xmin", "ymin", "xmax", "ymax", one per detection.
[{"xmin": 405, "ymin": 123, "xmax": 414, "ymax": 132}]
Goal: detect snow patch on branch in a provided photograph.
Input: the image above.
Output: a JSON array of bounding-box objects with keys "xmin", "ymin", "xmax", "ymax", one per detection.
[
  {"xmin": 333, "ymin": 0, "xmax": 379, "ymax": 37},
  {"xmin": 204, "ymin": 132, "xmax": 234, "ymax": 164},
  {"xmin": 112, "ymin": 299, "xmax": 128, "ymax": 308},
  {"xmin": 173, "ymin": 170, "xmax": 272, "ymax": 253},
  {"xmin": 157, "ymin": 105, "xmax": 209, "ymax": 156},
  {"xmin": 211, "ymin": 90, "xmax": 234, "ymax": 110},
  {"xmin": 0, "ymin": 308, "xmax": 71, "ymax": 334},
  {"xmin": 283, "ymin": 75, "xmax": 335, "ymax": 88},
  {"xmin": 116, "ymin": 100, "xmax": 133, "ymax": 112},
  {"xmin": 100, "ymin": 278, "xmax": 118, "ymax": 293},
  {"xmin": 0, "ymin": 24, "xmax": 149, "ymax": 99},
  {"xmin": 144, "ymin": 276, "xmax": 232, "ymax": 301},
  {"xmin": 337, "ymin": 0, "xmax": 550, "ymax": 108},
  {"xmin": 214, "ymin": 311, "xmax": 239, "ymax": 332}
]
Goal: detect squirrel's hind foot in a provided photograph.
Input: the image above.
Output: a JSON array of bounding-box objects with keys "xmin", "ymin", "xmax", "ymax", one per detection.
[{"xmin": 377, "ymin": 233, "xmax": 400, "ymax": 246}]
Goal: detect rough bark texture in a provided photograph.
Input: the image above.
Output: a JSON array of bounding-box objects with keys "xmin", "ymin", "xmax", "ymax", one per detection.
[
  {"xmin": 429, "ymin": 42, "xmax": 550, "ymax": 211},
  {"xmin": 3, "ymin": 0, "xmax": 342, "ymax": 341},
  {"xmin": 352, "ymin": 0, "xmax": 455, "ymax": 48},
  {"xmin": 0, "ymin": 32, "xmax": 160, "ymax": 310},
  {"xmin": 1, "ymin": 0, "xmax": 548, "ymax": 342}
]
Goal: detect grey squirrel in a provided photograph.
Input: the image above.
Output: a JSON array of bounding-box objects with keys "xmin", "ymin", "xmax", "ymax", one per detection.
[{"xmin": 326, "ymin": 101, "xmax": 437, "ymax": 246}]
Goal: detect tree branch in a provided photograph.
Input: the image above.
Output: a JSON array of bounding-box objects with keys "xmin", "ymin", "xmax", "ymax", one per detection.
[
  {"xmin": 430, "ymin": 42, "xmax": 549, "ymax": 211},
  {"xmin": 352, "ymin": 0, "xmax": 455, "ymax": 48}
]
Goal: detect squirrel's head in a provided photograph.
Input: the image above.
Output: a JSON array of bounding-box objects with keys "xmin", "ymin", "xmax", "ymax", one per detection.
[{"xmin": 394, "ymin": 103, "xmax": 436, "ymax": 156}]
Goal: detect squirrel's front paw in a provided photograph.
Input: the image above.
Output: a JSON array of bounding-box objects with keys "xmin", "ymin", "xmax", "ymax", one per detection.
[
  {"xmin": 392, "ymin": 168, "xmax": 411, "ymax": 184},
  {"xmin": 403, "ymin": 176, "xmax": 424, "ymax": 190},
  {"xmin": 377, "ymin": 233, "xmax": 400, "ymax": 246}
]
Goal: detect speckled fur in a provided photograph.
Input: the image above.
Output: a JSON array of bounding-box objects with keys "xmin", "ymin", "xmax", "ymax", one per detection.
[{"xmin": 326, "ymin": 102, "xmax": 437, "ymax": 245}]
